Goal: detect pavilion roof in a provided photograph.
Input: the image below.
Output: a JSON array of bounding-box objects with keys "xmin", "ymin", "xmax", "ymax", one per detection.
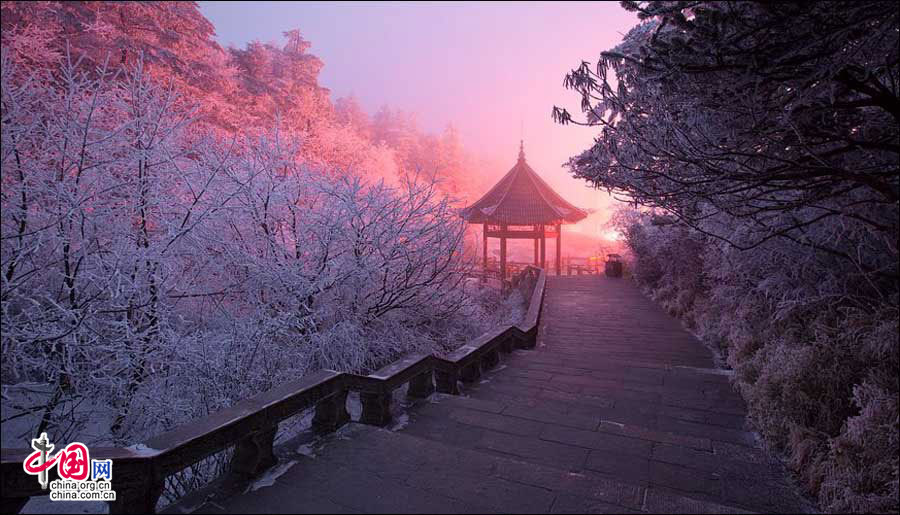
[{"xmin": 460, "ymin": 142, "xmax": 589, "ymax": 225}]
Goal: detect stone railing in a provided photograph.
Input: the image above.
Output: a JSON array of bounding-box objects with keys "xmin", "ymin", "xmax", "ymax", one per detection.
[{"xmin": 0, "ymin": 266, "xmax": 546, "ymax": 514}]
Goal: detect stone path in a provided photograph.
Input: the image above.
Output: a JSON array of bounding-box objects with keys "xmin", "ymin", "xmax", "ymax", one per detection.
[{"xmin": 186, "ymin": 276, "xmax": 812, "ymax": 514}]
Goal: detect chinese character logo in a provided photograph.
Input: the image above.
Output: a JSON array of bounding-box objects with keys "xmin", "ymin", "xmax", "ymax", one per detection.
[
  {"xmin": 91, "ymin": 459, "xmax": 113, "ymax": 481},
  {"xmin": 56, "ymin": 442, "xmax": 90, "ymax": 480},
  {"xmin": 24, "ymin": 433, "xmax": 54, "ymax": 489},
  {"xmin": 23, "ymin": 433, "xmax": 111, "ymax": 488}
]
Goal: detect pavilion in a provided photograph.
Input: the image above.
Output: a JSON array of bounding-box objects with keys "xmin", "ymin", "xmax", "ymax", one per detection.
[{"xmin": 460, "ymin": 141, "xmax": 589, "ymax": 278}]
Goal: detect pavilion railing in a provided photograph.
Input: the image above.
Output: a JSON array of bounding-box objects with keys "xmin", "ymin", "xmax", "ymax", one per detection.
[{"xmin": 0, "ymin": 266, "xmax": 546, "ymax": 515}]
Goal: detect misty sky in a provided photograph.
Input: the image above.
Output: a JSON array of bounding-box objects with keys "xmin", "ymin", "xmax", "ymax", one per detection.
[{"xmin": 198, "ymin": 1, "xmax": 639, "ymax": 236}]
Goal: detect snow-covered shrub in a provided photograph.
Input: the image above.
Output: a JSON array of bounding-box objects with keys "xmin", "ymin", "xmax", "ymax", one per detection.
[{"xmin": 614, "ymin": 208, "xmax": 899, "ymax": 513}]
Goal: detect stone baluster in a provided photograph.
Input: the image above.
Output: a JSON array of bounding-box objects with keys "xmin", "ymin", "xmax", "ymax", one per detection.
[
  {"xmin": 482, "ymin": 348, "xmax": 500, "ymax": 370},
  {"xmin": 501, "ymin": 331, "xmax": 515, "ymax": 353},
  {"xmin": 360, "ymin": 391, "xmax": 392, "ymax": 426},
  {"xmin": 230, "ymin": 424, "xmax": 278, "ymax": 481},
  {"xmin": 435, "ymin": 368, "xmax": 460, "ymax": 395},
  {"xmin": 312, "ymin": 390, "xmax": 350, "ymax": 434},
  {"xmin": 407, "ymin": 370, "xmax": 435, "ymax": 399},
  {"xmin": 459, "ymin": 361, "xmax": 481, "ymax": 383}
]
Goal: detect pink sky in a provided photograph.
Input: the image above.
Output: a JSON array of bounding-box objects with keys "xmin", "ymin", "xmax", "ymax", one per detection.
[{"xmin": 199, "ymin": 1, "xmax": 639, "ymax": 237}]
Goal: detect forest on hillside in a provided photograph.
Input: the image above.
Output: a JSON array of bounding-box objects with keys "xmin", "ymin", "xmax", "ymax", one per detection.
[
  {"xmin": 556, "ymin": 2, "xmax": 898, "ymax": 512},
  {"xmin": 0, "ymin": 0, "xmax": 524, "ymax": 464}
]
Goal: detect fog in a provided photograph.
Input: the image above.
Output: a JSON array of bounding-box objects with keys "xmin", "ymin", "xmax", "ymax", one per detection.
[{"xmin": 199, "ymin": 1, "xmax": 639, "ymax": 243}]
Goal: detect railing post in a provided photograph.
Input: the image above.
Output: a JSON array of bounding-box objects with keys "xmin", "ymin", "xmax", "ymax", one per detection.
[
  {"xmin": 512, "ymin": 327, "xmax": 535, "ymax": 350},
  {"xmin": 435, "ymin": 368, "xmax": 460, "ymax": 395},
  {"xmin": 460, "ymin": 361, "xmax": 481, "ymax": 383},
  {"xmin": 108, "ymin": 461, "xmax": 163, "ymax": 515},
  {"xmin": 407, "ymin": 370, "xmax": 435, "ymax": 399},
  {"xmin": 360, "ymin": 391, "xmax": 392, "ymax": 426},
  {"xmin": 482, "ymin": 348, "xmax": 500, "ymax": 370},
  {"xmin": 229, "ymin": 424, "xmax": 277, "ymax": 481},
  {"xmin": 312, "ymin": 389, "xmax": 350, "ymax": 434},
  {"xmin": 520, "ymin": 327, "xmax": 537, "ymax": 349},
  {"xmin": 501, "ymin": 331, "xmax": 515, "ymax": 353}
]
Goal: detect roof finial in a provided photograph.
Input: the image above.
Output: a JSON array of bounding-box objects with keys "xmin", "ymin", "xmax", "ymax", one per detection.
[{"xmin": 518, "ymin": 139, "xmax": 525, "ymax": 162}]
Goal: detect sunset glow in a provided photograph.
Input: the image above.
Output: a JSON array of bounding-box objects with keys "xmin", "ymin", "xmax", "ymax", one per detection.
[
  {"xmin": 601, "ymin": 229, "xmax": 622, "ymax": 241},
  {"xmin": 2, "ymin": 3, "xmax": 896, "ymax": 514},
  {"xmin": 199, "ymin": 1, "xmax": 640, "ymax": 235}
]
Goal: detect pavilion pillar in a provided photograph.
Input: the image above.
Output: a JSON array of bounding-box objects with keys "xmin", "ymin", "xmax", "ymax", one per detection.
[
  {"xmin": 499, "ymin": 224, "xmax": 507, "ymax": 281},
  {"xmin": 533, "ymin": 230, "xmax": 539, "ymax": 265},
  {"xmin": 482, "ymin": 223, "xmax": 488, "ymax": 281},
  {"xmin": 555, "ymin": 223, "xmax": 562, "ymax": 276},
  {"xmin": 539, "ymin": 225, "xmax": 546, "ymax": 269}
]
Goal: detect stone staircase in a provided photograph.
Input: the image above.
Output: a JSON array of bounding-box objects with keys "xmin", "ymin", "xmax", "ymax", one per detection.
[{"xmin": 178, "ymin": 276, "xmax": 814, "ymax": 514}]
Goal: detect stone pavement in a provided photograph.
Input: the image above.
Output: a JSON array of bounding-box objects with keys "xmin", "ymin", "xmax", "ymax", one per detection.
[{"xmin": 186, "ymin": 276, "xmax": 813, "ymax": 514}]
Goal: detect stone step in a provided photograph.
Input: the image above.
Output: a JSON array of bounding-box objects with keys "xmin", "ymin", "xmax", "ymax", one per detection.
[
  {"xmin": 397, "ymin": 392, "xmax": 811, "ymax": 514},
  {"xmin": 182, "ymin": 422, "xmax": 757, "ymax": 514},
  {"xmin": 168, "ymin": 276, "xmax": 814, "ymax": 515},
  {"xmin": 454, "ymin": 358, "xmax": 757, "ymax": 441}
]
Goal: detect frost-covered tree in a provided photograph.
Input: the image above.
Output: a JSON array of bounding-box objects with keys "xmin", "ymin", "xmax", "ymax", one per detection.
[
  {"xmin": 1, "ymin": 2, "xmax": 494, "ymax": 205},
  {"xmin": 0, "ymin": 50, "xmax": 239, "ymax": 442},
  {"xmin": 555, "ymin": 1, "xmax": 898, "ymax": 279},
  {"xmin": 2, "ymin": 49, "xmax": 515, "ymax": 453},
  {"xmin": 561, "ymin": 3, "xmax": 899, "ymax": 512},
  {"xmin": 0, "ymin": 1, "xmax": 231, "ymax": 107}
]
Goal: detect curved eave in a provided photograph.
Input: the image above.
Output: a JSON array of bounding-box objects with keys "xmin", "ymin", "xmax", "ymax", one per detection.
[{"xmin": 459, "ymin": 158, "xmax": 589, "ymax": 226}]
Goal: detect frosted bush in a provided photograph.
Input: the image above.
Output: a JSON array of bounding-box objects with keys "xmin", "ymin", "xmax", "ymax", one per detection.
[
  {"xmin": 615, "ymin": 208, "xmax": 898, "ymax": 513},
  {"xmin": 0, "ymin": 53, "xmax": 526, "ymax": 449}
]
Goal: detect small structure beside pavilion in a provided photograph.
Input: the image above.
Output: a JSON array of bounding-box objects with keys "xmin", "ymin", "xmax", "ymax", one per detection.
[{"xmin": 460, "ymin": 141, "xmax": 588, "ymax": 279}]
